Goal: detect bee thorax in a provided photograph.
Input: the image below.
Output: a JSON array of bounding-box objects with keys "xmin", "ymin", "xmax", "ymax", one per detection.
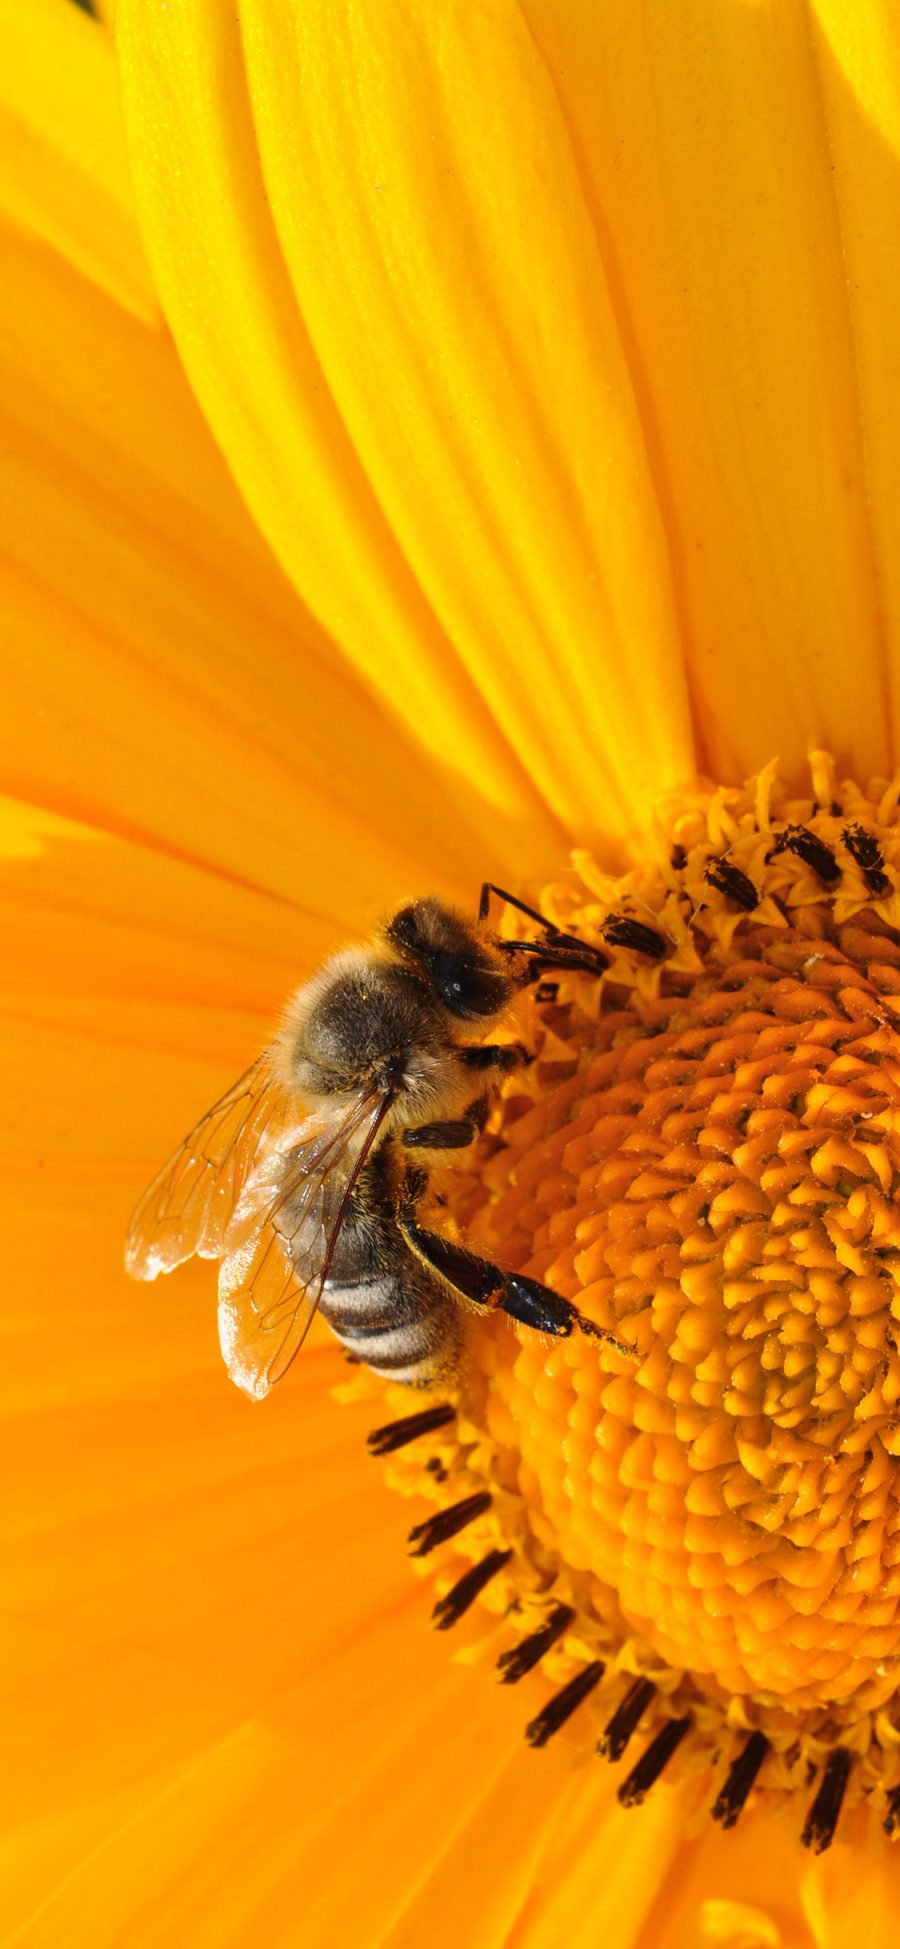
[{"xmin": 278, "ymin": 948, "xmax": 481, "ymax": 1129}]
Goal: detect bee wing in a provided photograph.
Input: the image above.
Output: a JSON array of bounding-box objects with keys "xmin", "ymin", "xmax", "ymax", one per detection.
[
  {"xmin": 217, "ymin": 1087, "xmax": 396, "ymax": 1401},
  {"xmin": 125, "ymin": 1055, "xmax": 300, "ymax": 1281}
]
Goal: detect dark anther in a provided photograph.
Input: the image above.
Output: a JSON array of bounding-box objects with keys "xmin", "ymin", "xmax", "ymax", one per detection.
[
  {"xmin": 535, "ymin": 981, "xmax": 559, "ymax": 1004},
  {"xmin": 432, "ymin": 1548, "xmax": 513, "ymax": 1631},
  {"xmin": 801, "ymin": 1748, "xmax": 852, "ymax": 1854},
  {"xmin": 497, "ymin": 1603, "xmax": 575, "ymax": 1684},
  {"xmin": 705, "ymin": 856, "xmax": 759, "ymax": 912},
  {"xmin": 597, "ymin": 1677, "xmax": 657, "ymax": 1762},
  {"xmin": 408, "ymin": 1492, "xmax": 492, "ymax": 1557},
  {"xmin": 831, "ymin": 799, "xmax": 843, "ymax": 816},
  {"xmin": 883, "ymin": 1783, "xmax": 900, "ymax": 1838},
  {"xmin": 670, "ymin": 844, "xmax": 687, "ymax": 871},
  {"xmin": 766, "ymin": 824, "xmax": 841, "ymax": 885},
  {"xmin": 711, "ymin": 1731, "xmax": 770, "ymax": 1829},
  {"xmin": 618, "ymin": 1715, "xmax": 692, "ymax": 1808},
  {"xmin": 525, "ymin": 1661, "xmax": 605, "ymax": 1748},
  {"xmin": 842, "ymin": 822, "xmax": 891, "ymax": 897},
  {"xmin": 601, "ymin": 915, "xmax": 668, "ymax": 960},
  {"xmin": 367, "ymin": 1403, "xmax": 456, "ymax": 1456}
]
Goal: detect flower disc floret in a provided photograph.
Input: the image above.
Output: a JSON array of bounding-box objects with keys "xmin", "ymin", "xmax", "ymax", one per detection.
[{"xmin": 366, "ymin": 756, "xmax": 900, "ymax": 1847}]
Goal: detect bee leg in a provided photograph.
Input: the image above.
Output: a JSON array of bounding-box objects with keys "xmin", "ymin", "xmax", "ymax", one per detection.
[
  {"xmin": 402, "ymin": 1222, "xmax": 634, "ymax": 1356},
  {"xmin": 499, "ymin": 939, "xmax": 610, "ymax": 978},
  {"xmin": 459, "ymin": 1042, "xmax": 528, "ymax": 1072},
  {"xmin": 501, "ymin": 1276, "xmax": 636, "ymax": 1356},
  {"xmin": 481, "ymin": 884, "xmax": 608, "ymax": 972},
  {"xmin": 402, "ymin": 1221, "xmax": 526, "ymax": 1310},
  {"xmin": 402, "ymin": 1119, "xmax": 480, "ymax": 1150}
]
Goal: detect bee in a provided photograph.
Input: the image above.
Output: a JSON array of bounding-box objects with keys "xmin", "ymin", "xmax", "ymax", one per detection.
[{"xmin": 126, "ymin": 891, "xmax": 624, "ymax": 1399}]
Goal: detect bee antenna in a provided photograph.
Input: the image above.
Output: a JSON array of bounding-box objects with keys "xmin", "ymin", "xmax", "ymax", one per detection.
[{"xmin": 479, "ymin": 882, "xmax": 560, "ymax": 935}]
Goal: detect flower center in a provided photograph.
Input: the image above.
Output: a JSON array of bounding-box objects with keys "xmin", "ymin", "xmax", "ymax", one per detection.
[{"xmin": 358, "ymin": 754, "xmax": 900, "ymax": 1851}]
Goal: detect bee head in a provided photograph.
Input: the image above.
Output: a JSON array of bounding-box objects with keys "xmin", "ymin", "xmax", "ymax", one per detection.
[{"xmin": 385, "ymin": 898, "xmax": 513, "ymax": 1022}]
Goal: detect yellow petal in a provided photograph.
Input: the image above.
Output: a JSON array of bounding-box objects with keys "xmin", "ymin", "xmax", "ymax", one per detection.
[
  {"xmin": 0, "ymin": 0, "xmax": 153, "ymax": 320},
  {"xmin": 117, "ymin": 0, "xmax": 697, "ymax": 844},
  {"xmin": 518, "ymin": 2, "xmax": 899, "ymax": 784},
  {"xmin": 0, "ymin": 166, "xmax": 536, "ymax": 915},
  {"xmin": 806, "ymin": 5, "xmax": 900, "ymax": 770}
]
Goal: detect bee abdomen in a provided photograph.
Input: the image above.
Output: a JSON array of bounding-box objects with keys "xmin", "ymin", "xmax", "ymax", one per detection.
[{"xmin": 321, "ymin": 1270, "xmax": 460, "ymax": 1385}]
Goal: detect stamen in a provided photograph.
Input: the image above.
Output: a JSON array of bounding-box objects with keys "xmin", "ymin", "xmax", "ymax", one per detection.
[
  {"xmin": 618, "ymin": 1717, "xmax": 692, "ymax": 1807},
  {"xmin": 408, "ymin": 1492, "xmax": 491, "ymax": 1557},
  {"xmin": 431, "ymin": 1549, "xmax": 512, "ymax": 1630},
  {"xmin": 711, "ymin": 1731, "xmax": 770, "ymax": 1829},
  {"xmin": 497, "ymin": 1604, "xmax": 575, "ymax": 1684},
  {"xmin": 801, "ymin": 1748, "xmax": 852, "ymax": 1854},
  {"xmin": 597, "ymin": 1677, "xmax": 657, "ymax": 1762},
  {"xmin": 524, "ymin": 1661, "xmax": 605, "ymax": 1748},
  {"xmin": 601, "ymin": 915, "xmax": 668, "ymax": 959},
  {"xmin": 767, "ymin": 823, "xmax": 841, "ymax": 884},
  {"xmin": 842, "ymin": 822, "xmax": 891, "ymax": 896},
  {"xmin": 367, "ymin": 1403, "xmax": 455, "ymax": 1455},
  {"xmin": 704, "ymin": 855, "xmax": 759, "ymax": 911}
]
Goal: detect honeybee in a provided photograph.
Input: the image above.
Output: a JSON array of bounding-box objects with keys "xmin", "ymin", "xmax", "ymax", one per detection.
[{"xmin": 126, "ymin": 890, "xmax": 624, "ymax": 1398}]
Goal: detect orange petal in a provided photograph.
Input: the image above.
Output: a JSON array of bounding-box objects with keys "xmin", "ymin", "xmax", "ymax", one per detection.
[{"xmin": 0, "ymin": 795, "xmax": 325, "ymax": 1014}]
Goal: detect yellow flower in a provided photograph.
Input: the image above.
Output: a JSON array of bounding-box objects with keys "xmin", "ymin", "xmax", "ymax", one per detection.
[{"xmin": 7, "ymin": 0, "xmax": 900, "ymax": 1941}]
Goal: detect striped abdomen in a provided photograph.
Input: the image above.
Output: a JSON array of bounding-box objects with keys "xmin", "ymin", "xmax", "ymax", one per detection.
[{"xmin": 306, "ymin": 1151, "xmax": 461, "ymax": 1386}]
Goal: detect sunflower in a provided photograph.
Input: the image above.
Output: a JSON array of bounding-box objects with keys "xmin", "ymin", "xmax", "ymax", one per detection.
[{"xmin": 7, "ymin": 0, "xmax": 900, "ymax": 1941}]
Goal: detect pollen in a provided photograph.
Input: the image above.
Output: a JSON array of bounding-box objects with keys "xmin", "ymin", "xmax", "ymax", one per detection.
[{"xmin": 359, "ymin": 753, "xmax": 900, "ymax": 1850}]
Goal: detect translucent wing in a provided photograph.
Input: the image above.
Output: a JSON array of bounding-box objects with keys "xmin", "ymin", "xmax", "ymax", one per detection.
[
  {"xmin": 125, "ymin": 1055, "xmax": 300, "ymax": 1280},
  {"xmin": 217, "ymin": 1088, "xmax": 396, "ymax": 1401}
]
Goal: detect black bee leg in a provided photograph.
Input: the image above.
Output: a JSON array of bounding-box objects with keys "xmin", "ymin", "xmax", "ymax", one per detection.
[
  {"xmin": 499, "ymin": 1275, "xmax": 633, "ymax": 1353},
  {"xmin": 500, "ymin": 939, "xmax": 610, "ymax": 978},
  {"xmin": 495, "ymin": 1273, "xmax": 583, "ymax": 1336},
  {"xmin": 403, "ymin": 1221, "xmax": 543, "ymax": 1313},
  {"xmin": 460, "ymin": 1042, "xmax": 528, "ymax": 1073},
  {"xmin": 481, "ymin": 884, "xmax": 610, "ymax": 977},
  {"xmin": 402, "ymin": 1222, "xmax": 635, "ymax": 1356},
  {"xmin": 403, "ymin": 1119, "xmax": 479, "ymax": 1150}
]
